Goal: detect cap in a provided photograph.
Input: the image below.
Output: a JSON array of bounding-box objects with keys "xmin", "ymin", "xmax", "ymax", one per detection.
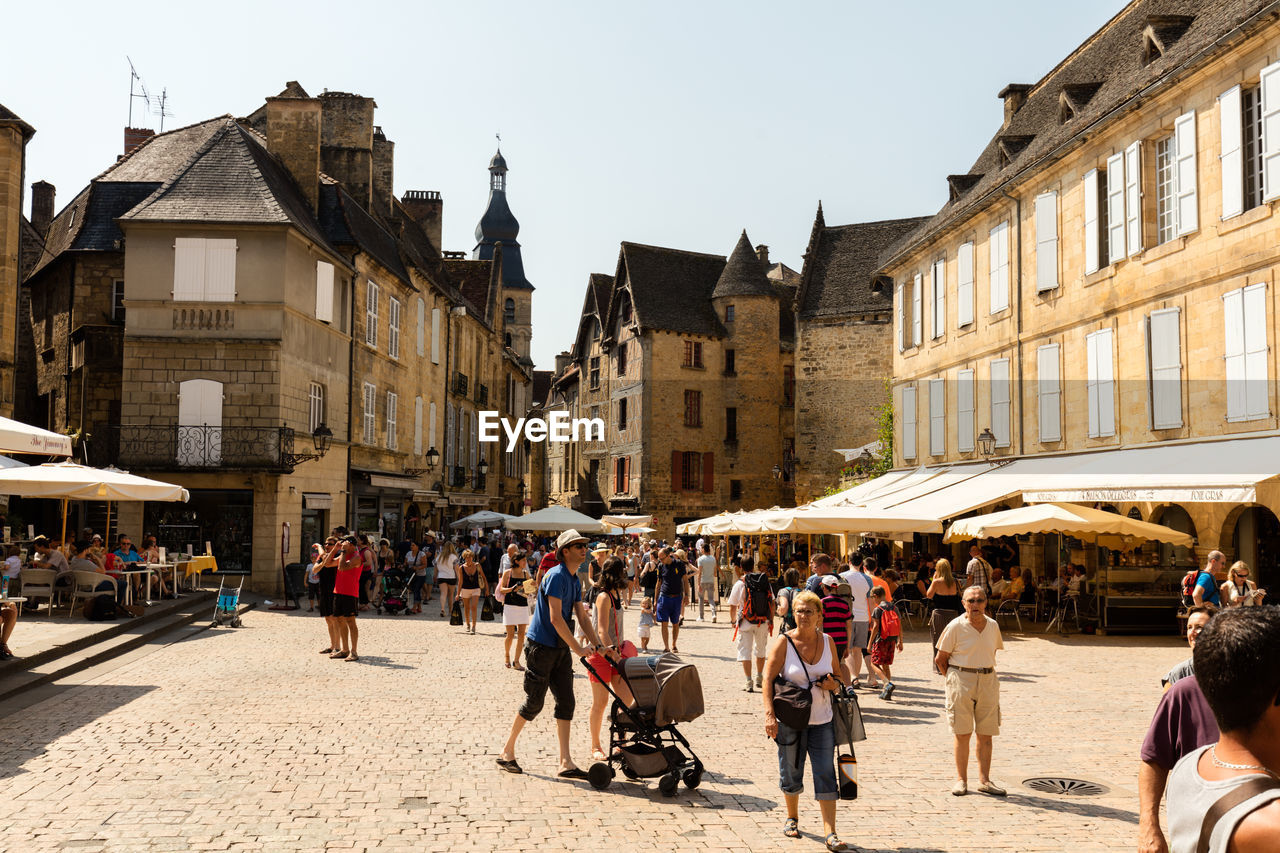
[
  {"xmin": 821, "ymin": 574, "xmax": 841, "ymax": 587},
  {"xmin": 556, "ymin": 529, "xmax": 589, "ymax": 550}
]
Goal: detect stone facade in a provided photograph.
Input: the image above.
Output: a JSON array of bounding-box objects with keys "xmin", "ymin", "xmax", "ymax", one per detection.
[{"xmin": 0, "ymin": 106, "xmax": 34, "ymax": 418}]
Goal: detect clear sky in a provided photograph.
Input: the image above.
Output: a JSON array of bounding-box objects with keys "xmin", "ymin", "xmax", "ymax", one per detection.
[{"xmin": 8, "ymin": 0, "xmax": 1124, "ymax": 372}]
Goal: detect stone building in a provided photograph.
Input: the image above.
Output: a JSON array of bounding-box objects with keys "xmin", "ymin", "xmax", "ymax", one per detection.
[
  {"xmin": 544, "ymin": 352, "xmax": 580, "ymax": 509},
  {"xmin": 881, "ymin": 0, "xmax": 1280, "ymax": 609},
  {"xmin": 792, "ymin": 205, "xmax": 927, "ymax": 502},
  {"xmin": 0, "ymin": 104, "xmax": 35, "ymax": 420}
]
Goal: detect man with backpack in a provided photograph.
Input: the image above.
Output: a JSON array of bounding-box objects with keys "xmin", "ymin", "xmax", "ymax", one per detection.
[
  {"xmin": 840, "ymin": 555, "xmax": 875, "ymax": 690},
  {"xmin": 867, "ymin": 587, "xmax": 903, "ymax": 700},
  {"xmin": 1185, "ymin": 551, "xmax": 1226, "ymax": 609},
  {"xmin": 729, "ymin": 556, "xmax": 774, "ymax": 692}
]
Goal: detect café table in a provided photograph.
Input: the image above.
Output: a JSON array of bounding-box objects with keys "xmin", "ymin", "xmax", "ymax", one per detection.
[
  {"xmin": 0, "ymin": 596, "xmax": 28, "ymax": 623},
  {"xmin": 117, "ymin": 567, "xmax": 155, "ymax": 606},
  {"xmin": 176, "ymin": 555, "xmax": 218, "ymax": 591},
  {"xmin": 139, "ymin": 563, "xmax": 178, "ymax": 599}
]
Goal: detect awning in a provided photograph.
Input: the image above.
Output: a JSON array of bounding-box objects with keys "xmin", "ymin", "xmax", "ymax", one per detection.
[
  {"xmin": 412, "ymin": 490, "xmax": 439, "ymax": 502},
  {"xmin": 368, "ymin": 474, "xmax": 419, "ymax": 491},
  {"xmin": 302, "ymin": 492, "xmax": 333, "ymax": 510}
]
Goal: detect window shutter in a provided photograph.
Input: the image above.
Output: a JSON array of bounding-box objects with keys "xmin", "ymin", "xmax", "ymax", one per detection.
[
  {"xmin": 1261, "ymin": 60, "xmax": 1280, "ymax": 201},
  {"xmin": 1035, "ymin": 191, "xmax": 1058, "ymax": 291},
  {"xmin": 1224, "ymin": 288, "xmax": 1247, "ymax": 420},
  {"xmin": 957, "ymin": 369, "xmax": 975, "ymax": 452},
  {"xmin": 990, "ymin": 359, "xmax": 1010, "ymax": 448},
  {"xmin": 1106, "ymin": 152, "xmax": 1126, "ymax": 263},
  {"xmin": 1086, "ymin": 332, "xmax": 1100, "ymax": 437},
  {"xmin": 911, "ymin": 272, "xmax": 922, "ymax": 346},
  {"xmin": 1125, "ymin": 142, "xmax": 1143, "ymax": 254},
  {"xmin": 901, "ymin": 385, "xmax": 917, "ymax": 461},
  {"xmin": 929, "ymin": 377, "xmax": 945, "ymax": 456},
  {"xmin": 389, "ymin": 298, "xmax": 401, "ymax": 359},
  {"xmin": 203, "ymin": 239, "xmax": 237, "ymax": 302},
  {"xmin": 431, "ymin": 307, "xmax": 441, "ymax": 364},
  {"xmin": 1083, "ymin": 170, "xmax": 1101, "ymax": 274},
  {"xmin": 428, "ymin": 401, "xmax": 437, "ymax": 452},
  {"xmin": 671, "ymin": 451, "xmax": 682, "ymax": 491},
  {"xmin": 1149, "ymin": 308, "xmax": 1183, "ymax": 429},
  {"xmin": 177, "ymin": 378, "xmax": 223, "ymax": 466},
  {"xmin": 1244, "ymin": 283, "xmax": 1270, "ymax": 419},
  {"xmin": 365, "ymin": 282, "xmax": 379, "ymax": 348},
  {"xmin": 173, "ymin": 238, "xmax": 206, "ymax": 301},
  {"xmin": 989, "ymin": 223, "xmax": 1009, "ymax": 313},
  {"xmin": 416, "ymin": 298, "xmax": 426, "ymax": 357},
  {"xmin": 957, "ymin": 242, "xmax": 974, "ymax": 326},
  {"xmin": 896, "ymin": 282, "xmax": 905, "ymax": 351},
  {"xmin": 1220, "ymin": 86, "xmax": 1244, "ymax": 219},
  {"xmin": 1087, "ymin": 329, "xmax": 1115, "ymax": 437},
  {"xmin": 315, "ymin": 261, "xmax": 335, "ymax": 322},
  {"xmin": 1038, "ymin": 344, "xmax": 1061, "ymax": 442},
  {"xmin": 414, "ymin": 396, "xmax": 423, "ymax": 455},
  {"xmin": 931, "ymin": 258, "xmax": 945, "ymax": 339},
  {"xmin": 469, "ymin": 411, "xmax": 477, "ymax": 469},
  {"xmin": 701, "ymin": 452, "xmax": 714, "ymax": 492},
  {"xmin": 1175, "ymin": 110, "xmax": 1198, "ymax": 235},
  {"xmin": 624, "ymin": 456, "xmax": 631, "ymax": 494}
]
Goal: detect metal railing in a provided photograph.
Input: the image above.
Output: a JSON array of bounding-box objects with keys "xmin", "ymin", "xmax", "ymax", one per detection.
[
  {"xmin": 450, "ymin": 465, "xmax": 466, "ymax": 488},
  {"xmin": 102, "ymin": 425, "xmax": 295, "ymax": 473},
  {"xmin": 452, "ymin": 372, "xmax": 469, "ymax": 396}
]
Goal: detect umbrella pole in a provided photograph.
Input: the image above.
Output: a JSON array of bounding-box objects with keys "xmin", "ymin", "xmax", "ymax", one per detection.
[
  {"xmin": 60, "ymin": 498, "xmax": 68, "ymax": 546},
  {"xmin": 105, "ymin": 500, "xmax": 112, "ymax": 544}
]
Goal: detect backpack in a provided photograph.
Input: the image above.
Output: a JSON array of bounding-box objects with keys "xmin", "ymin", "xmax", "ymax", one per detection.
[
  {"xmin": 1181, "ymin": 570, "xmax": 1200, "ymax": 607},
  {"xmin": 876, "ymin": 603, "xmax": 901, "ymax": 638},
  {"xmin": 779, "ymin": 586, "xmax": 802, "ymax": 631},
  {"xmin": 741, "ymin": 572, "xmax": 773, "ymax": 624}
]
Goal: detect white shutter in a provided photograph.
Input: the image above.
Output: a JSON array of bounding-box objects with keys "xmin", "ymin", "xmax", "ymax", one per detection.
[
  {"xmin": 931, "ymin": 258, "xmax": 945, "ymax": 338},
  {"xmin": 1261, "ymin": 59, "xmax": 1280, "ymax": 201},
  {"xmin": 1083, "ymin": 170, "xmax": 1101, "ymax": 274},
  {"xmin": 431, "ymin": 307, "xmax": 441, "ymax": 364},
  {"xmin": 416, "ymin": 298, "xmax": 426, "ymax": 357},
  {"xmin": 896, "ymin": 282, "xmax": 905, "ymax": 351},
  {"xmin": 957, "ymin": 242, "xmax": 974, "ymax": 326},
  {"xmin": 173, "ymin": 238, "xmax": 206, "ymax": 301},
  {"xmin": 469, "ymin": 410, "xmax": 478, "ymax": 469},
  {"xmin": 1035, "ymin": 191, "xmax": 1058, "ymax": 291},
  {"xmin": 990, "ymin": 358, "xmax": 1011, "ymax": 448},
  {"xmin": 901, "ymin": 385, "xmax": 917, "ymax": 461},
  {"xmin": 911, "ymin": 272, "xmax": 922, "ymax": 346},
  {"xmin": 203, "ymin": 239, "xmax": 236, "ymax": 302},
  {"xmin": 446, "ymin": 403, "xmax": 456, "ymax": 467},
  {"xmin": 1175, "ymin": 110, "xmax": 1198, "ymax": 235},
  {"xmin": 386, "ymin": 392, "xmax": 398, "ymax": 450},
  {"xmin": 1106, "ymin": 152, "xmax": 1126, "ymax": 264},
  {"xmin": 365, "ymin": 282, "xmax": 379, "ymax": 348},
  {"xmin": 389, "ymin": 298, "xmax": 401, "ymax": 359},
  {"xmin": 429, "ymin": 401, "xmax": 438, "ymax": 451},
  {"xmin": 929, "ymin": 377, "xmax": 945, "ymax": 456},
  {"xmin": 957, "ymin": 369, "xmax": 975, "ymax": 452},
  {"xmin": 1086, "ymin": 329, "xmax": 1115, "ymax": 438},
  {"xmin": 989, "ymin": 222, "xmax": 1009, "ymax": 313},
  {"xmin": 1125, "ymin": 142, "xmax": 1143, "ymax": 255},
  {"xmin": 1149, "ymin": 308, "xmax": 1183, "ymax": 429},
  {"xmin": 414, "ymin": 396, "xmax": 423, "ymax": 455},
  {"xmin": 1224, "ymin": 287, "xmax": 1247, "ymax": 420},
  {"xmin": 315, "ymin": 261, "xmax": 334, "ymax": 323},
  {"xmin": 363, "ymin": 383, "xmax": 377, "ymax": 445},
  {"xmin": 1038, "ymin": 344, "xmax": 1061, "ymax": 442},
  {"xmin": 1220, "ymin": 85, "xmax": 1244, "ymax": 219},
  {"xmin": 1244, "ymin": 283, "xmax": 1270, "ymax": 419}
]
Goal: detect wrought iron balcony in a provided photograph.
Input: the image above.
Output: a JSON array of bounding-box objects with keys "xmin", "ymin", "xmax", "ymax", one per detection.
[
  {"xmin": 103, "ymin": 425, "xmax": 296, "ymax": 473},
  {"xmin": 450, "ymin": 465, "xmax": 466, "ymax": 488},
  {"xmin": 476, "ymin": 383, "xmax": 489, "ymax": 405},
  {"xmin": 452, "ymin": 372, "xmax": 469, "ymax": 396}
]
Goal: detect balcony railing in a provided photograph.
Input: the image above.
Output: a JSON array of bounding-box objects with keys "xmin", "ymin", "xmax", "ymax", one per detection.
[
  {"xmin": 452, "ymin": 372, "xmax": 469, "ymax": 396},
  {"xmin": 451, "ymin": 465, "xmax": 466, "ymax": 488},
  {"xmin": 102, "ymin": 425, "xmax": 296, "ymax": 473},
  {"xmin": 476, "ymin": 383, "xmax": 489, "ymax": 405}
]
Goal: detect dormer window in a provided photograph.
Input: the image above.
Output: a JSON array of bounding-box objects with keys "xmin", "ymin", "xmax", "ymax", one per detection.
[
  {"xmin": 1059, "ymin": 95, "xmax": 1075, "ymax": 125},
  {"xmin": 947, "ymin": 174, "xmax": 983, "ymax": 203},
  {"xmin": 998, "ymin": 136, "xmax": 1034, "ymax": 169},
  {"xmin": 1142, "ymin": 15, "xmax": 1194, "ymax": 66}
]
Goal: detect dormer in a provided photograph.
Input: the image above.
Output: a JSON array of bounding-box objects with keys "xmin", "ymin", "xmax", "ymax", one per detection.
[
  {"xmin": 998, "ymin": 83, "xmax": 1032, "ymax": 129},
  {"xmin": 997, "ymin": 135, "xmax": 1034, "ymax": 168},
  {"xmin": 1143, "ymin": 15, "xmax": 1194, "ymax": 65},
  {"xmin": 947, "ymin": 174, "xmax": 983, "ymax": 203},
  {"xmin": 1058, "ymin": 82, "xmax": 1103, "ymax": 124}
]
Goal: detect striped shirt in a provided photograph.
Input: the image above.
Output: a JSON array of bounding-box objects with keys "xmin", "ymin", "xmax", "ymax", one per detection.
[{"xmin": 821, "ymin": 594, "xmax": 852, "ymax": 646}]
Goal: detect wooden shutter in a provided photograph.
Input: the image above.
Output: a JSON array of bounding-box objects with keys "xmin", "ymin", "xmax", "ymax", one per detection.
[
  {"xmin": 414, "ymin": 396, "xmax": 423, "ymax": 455},
  {"xmin": 365, "ymin": 282, "xmax": 379, "ymax": 348},
  {"xmin": 1175, "ymin": 110, "xmax": 1198, "ymax": 235},
  {"xmin": 1149, "ymin": 309, "xmax": 1183, "ymax": 429},
  {"xmin": 1261, "ymin": 60, "xmax": 1280, "ymax": 201},
  {"xmin": 1244, "ymin": 283, "xmax": 1270, "ymax": 419},
  {"xmin": 1106, "ymin": 152, "xmax": 1126, "ymax": 263},
  {"xmin": 990, "ymin": 359, "xmax": 1010, "ymax": 448},
  {"xmin": 624, "ymin": 456, "xmax": 631, "ymax": 494},
  {"xmin": 315, "ymin": 261, "xmax": 335, "ymax": 322},
  {"xmin": 446, "ymin": 403, "xmax": 455, "ymax": 466},
  {"xmin": 1224, "ymin": 287, "xmax": 1247, "ymax": 420},
  {"xmin": 416, "ymin": 298, "xmax": 426, "ymax": 357},
  {"xmin": 911, "ymin": 272, "xmax": 922, "ymax": 346},
  {"xmin": 429, "ymin": 401, "xmax": 437, "ymax": 451},
  {"xmin": 1038, "ymin": 344, "xmax": 1061, "ymax": 442},
  {"xmin": 901, "ymin": 385, "xmax": 917, "ymax": 461},
  {"xmin": 957, "ymin": 241, "xmax": 974, "ymax": 326},
  {"xmin": 431, "ymin": 307, "xmax": 441, "ymax": 364},
  {"xmin": 931, "ymin": 258, "xmax": 945, "ymax": 339},
  {"xmin": 1125, "ymin": 142, "xmax": 1143, "ymax": 255},
  {"xmin": 989, "ymin": 223, "xmax": 1009, "ymax": 313},
  {"xmin": 1220, "ymin": 86, "xmax": 1244, "ymax": 219},
  {"xmin": 173, "ymin": 238, "xmax": 206, "ymax": 301},
  {"xmin": 929, "ymin": 377, "xmax": 945, "ymax": 456},
  {"xmin": 1087, "ymin": 329, "xmax": 1115, "ymax": 437},
  {"xmin": 671, "ymin": 451, "xmax": 682, "ymax": 491},
  {"xmin": 896, "ymin": 282, "xmax": 905, "ymax": 352},
  {"xmin": 702, "ymin": 452, "xmax": 714, "ymax": 493},
  {"xmin": 1083, "ymin": 170, "xmax": 1101, "ymax": 274},
  {"xmin": 1035, "ymin": 191, "xmax": 1058, "ymax": 291},
  {"xmin": 204, "ymin": 239, "xmax": 236, "ymax": 302},
  {"xmin": 957, "ymin": 369, "xmax": 975, "ymax": 452},
  {"xmin": 389, "ymin": 298, "xmax": 401, "ymax": 359}
]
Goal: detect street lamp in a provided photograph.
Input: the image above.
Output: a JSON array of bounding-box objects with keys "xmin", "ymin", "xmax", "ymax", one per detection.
[
  {"xmin": 478, "ymin": 458, "xmax": 489, "ymax": 477},
  {"xmin": 312, "ymin": 424, "xmax": 333, "ymax": 456},
  {"xmin": 977, "ymin": 427, "xmax": 997, "ymax": 460},
  {"xmin": 425, "ymin": 446, "xmax": 440, "ymax": 471}
]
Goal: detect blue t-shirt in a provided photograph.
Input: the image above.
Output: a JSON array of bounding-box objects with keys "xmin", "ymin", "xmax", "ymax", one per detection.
[
  {"xmin": 527, "ymin": 563, "xmax": 581, "ymax": 648},
  {"xmin": 658, "ymin": 560, "xmax": 687, "ymax": 598},
  {"xmin": 114, "ymin": 548, "xmax": 140, "ymax": 564},
  {"xmin": 1193, "ymin": 572, "xmax": 1221, "ymax": 606},
  {"xmin": 805, "ymin": 574, "xmax": 825, "ymax": 594}
]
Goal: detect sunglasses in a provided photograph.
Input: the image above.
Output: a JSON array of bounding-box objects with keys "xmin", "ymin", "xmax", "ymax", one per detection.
[{"xmin": 964, "ymin": 598, "xmax": 987, "ymax": 604}]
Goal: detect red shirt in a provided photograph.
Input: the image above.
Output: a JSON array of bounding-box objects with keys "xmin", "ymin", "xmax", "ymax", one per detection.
[{"xmin": 334, "ymin": 553, "xmax": 362, "ymax": 597}]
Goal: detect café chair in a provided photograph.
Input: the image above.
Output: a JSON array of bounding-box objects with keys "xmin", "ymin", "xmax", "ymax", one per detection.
[
  {"xmin": 69, "ymin": 571, "xmax": 115, "ymax": 618},
  {"xmin": 17, "ymin": 569, "xmax": 56, "ymax": 616}
]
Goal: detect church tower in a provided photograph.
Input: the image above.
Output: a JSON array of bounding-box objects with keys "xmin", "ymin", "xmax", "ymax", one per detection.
[{"xmin": 474, "ymin": 148, "xmax": 534, "ymax": 366}]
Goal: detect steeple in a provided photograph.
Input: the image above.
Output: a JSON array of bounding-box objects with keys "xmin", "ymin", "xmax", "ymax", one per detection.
[{"xmin": 473, "ymin": 147, "xmax": 531, "ymax": 290}]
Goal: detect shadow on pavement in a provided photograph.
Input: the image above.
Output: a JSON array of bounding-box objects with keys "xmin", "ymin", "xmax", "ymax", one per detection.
[
  {"xmin": 858, "ymin": 706, "xmax": 940, "ymax": 724},
  {"xmin": 1009, "ymin": 792, "xmax": 1139, "ymax": 823},
  {"xmin": 351, "ymin": 656, "xmax": 415, "ymax": 670}
]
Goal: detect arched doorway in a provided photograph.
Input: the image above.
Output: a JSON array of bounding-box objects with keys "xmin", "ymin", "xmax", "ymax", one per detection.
[
  {"xmin": 1150, "ymin": 504, "xmax": 1197, "ymax": 572},
  {"xmin": 1231, "ymin": 506, "xmax": 1280, "ymax": 591}
]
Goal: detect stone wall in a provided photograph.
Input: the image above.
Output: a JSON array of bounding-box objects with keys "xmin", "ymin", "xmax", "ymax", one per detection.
[{"xmin": 0, "ymin": 124, "xmax": 23, "ymax": 417}]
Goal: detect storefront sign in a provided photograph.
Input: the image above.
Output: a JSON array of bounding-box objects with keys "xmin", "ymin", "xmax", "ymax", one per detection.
[
  {"xmin": 1022, "ymin": 487, "xmax": 1249, "ymax": 503},
  {"xmin": 449, "ymin": 495, "xmax": 490, "ymax": 507}
]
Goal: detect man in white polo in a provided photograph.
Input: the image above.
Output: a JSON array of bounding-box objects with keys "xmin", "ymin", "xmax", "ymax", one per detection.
[{"xmin": 935, "ymin": 585, "xmax": 1005, "ymax": 797}]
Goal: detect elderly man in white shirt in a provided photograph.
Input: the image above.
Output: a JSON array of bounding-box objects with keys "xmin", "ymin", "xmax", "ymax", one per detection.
[{"xmin": 935, "ymin": 585, "xmax": 1005, "ymax": 798}]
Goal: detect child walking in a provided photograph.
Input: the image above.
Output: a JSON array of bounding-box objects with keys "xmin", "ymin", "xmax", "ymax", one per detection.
[
  {"xmin": 637, "ymin": 596, "xmax": 656, "ymax": 651},
  {"xmin": 868, "ymin": 587, "xmax": 903, "ymax": 700}
]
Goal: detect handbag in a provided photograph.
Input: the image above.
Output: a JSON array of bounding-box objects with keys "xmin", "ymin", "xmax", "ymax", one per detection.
[
  {"xmin": 832, "ymin": 690, "xmax": 867, "ymax": 746},
  {"xmin": 480, "ymin": 595, "xmax": 495, "ymax": 621},
  {"xmin": 771, "ymin": 635, "xmax": 813, "ymax": 730},
  {"xmin": 449, "ymin": 598, "xmax": 464, "ymax": 626}
]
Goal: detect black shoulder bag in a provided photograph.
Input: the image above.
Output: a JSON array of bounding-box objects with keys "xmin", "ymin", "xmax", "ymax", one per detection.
[{"xmin": 771, "ymin": 635, "xmax": 814, "ymax": 730}]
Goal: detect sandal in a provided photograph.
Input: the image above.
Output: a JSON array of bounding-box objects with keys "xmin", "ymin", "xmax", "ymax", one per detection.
[
  {"xmin": 330, "ymin": 650, "xmax": 349, "ymax": 659},
  {"xmin": 824, "ymin": 833, "xmax": 848, "ymax": 852},
  {"xmin": 505, "ymin": 661, "xmax": 512, "ymax": 669},
  {"xmin": 591, "ymin": 749, "xmax": 608, "ymax": 763},
  {"xmin": 319, "ymin": 647, "xmax": 333, "ymax": 654},
  {"xmin": 345, "ymin": 654, "xmax": 359, "ymax": 663},
  {"xmin": 783, "ymin": 818, "xmax": 799, "ymax": 838}
]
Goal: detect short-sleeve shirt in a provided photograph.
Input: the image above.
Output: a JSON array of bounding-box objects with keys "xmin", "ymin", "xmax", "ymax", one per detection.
[
  {"xmin": 936, "ymin": 614, "xmax": 1003, "ymax": 669},
  {"xmin": 870, "ymin": 601, "xmax": 899, "ymax": 639},
  {"xmin": 696, "ymin": 554, "xmax": 717, "ymax": 583},
  {"xmin": 658, "ymin": 561, "xmax": 687, "ymax": 598},
  {"xmin": 114, "ymin": 547, "xmax": 140, "ymax": 565},
  {"xmin": 1140, "ymin": 675, "xmax": 1219, "ymax": 771},
  {"xmin": 804, "ymin": 573, "xmax": 825, "ymax": 594},
  {"xmin": 527, "ymin": 563, "xmax": 580, "ymax": 648},
  {"xmin": 727, "ymin": 579, "xmax": 746, "ymax": 608},
  {"xmin": 966, "ymin": 558, "xmax": 991, "ymax": 591},
  {"xmin": 1193, "ymin": 572, "xmax": 1221, "ymax": 606},
  {"xmin": 871, "ymin": 575, "xmax": 893, "ymax": 603},
  {"xmin": 334, "ymin": 556, "xmax": 362, "ymax": 596},
  {"xmin": 1162, "ymin": 657, "xmax": 1195, "ymax": 688},
  {"xmin": 822, "ymin": 594, "xmax": 852, "ymax": 644},
  {"xmin": 42, "ymin": 549, "xmax": 70, "ymax": 574},
  {"xmin": 840, "ymin": 570, "xmax": 873, "ymax": 622}
]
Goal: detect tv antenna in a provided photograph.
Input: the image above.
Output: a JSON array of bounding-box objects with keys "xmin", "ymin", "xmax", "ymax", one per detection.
[
  {"xmin": 153, "ymin": 88, "xmax": 174, "ymax": 132},
  {"xmin": 127, "ymin": 57, "xmax": 172, "ymax": 130}
]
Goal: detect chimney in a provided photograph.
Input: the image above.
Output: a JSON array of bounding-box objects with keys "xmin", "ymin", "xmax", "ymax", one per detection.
[
  {"xmin": 372, "ymin": 126, "xmax": 394, "ymax": 216},
  {"xmin": 123, "ymin": 127, "xmax": 155, "ymax": 157},
  {"xmin": 265, "ymin": 93, "xmax": 323, "ymax": 213},
  {"xmin": 319, "ymin": 91, "xmax": 376, "ymax": 211},
  {"xmin": 755, "ymin": 243, "xmax": 770, "ymax": 266},
  {"xmin": 401, "ymin": 190, "xmax": 444, "ymax": 251},
  {"xmin": 30, "ymin": 181, "xmax": 55, "ymax": 238},
  {"xmin": 998, "ymin": 84, "xmax": 1032, "ymax": 129},
  {"xmin": 554, "ymin": 351, "xmax": 572, "ymax": 375}
]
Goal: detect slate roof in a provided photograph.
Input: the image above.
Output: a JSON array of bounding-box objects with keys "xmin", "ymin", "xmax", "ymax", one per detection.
[
  {"xmin": 445, "ymin": 257, "xmax": 498, "ymax": 326},
  {"xmin": 881, "ymin": 0, "xmax": 1278, "ymax": 267},
  {"xmin": 569, "ymin": 273, "xmax": 612, "ymax": 359},
  {"xmin": 613, "ymin": 242, "xmax": 728, "ymax": 337},
  {"xmin": 799, "ymin": 210, "xmax": 930, "ymax": 319},
  {"xmin": 98, "ymin": 118, "xmax": 225, "ymax": 183},
  {"xmin": 712, "ymin": 231, "xmax": 775, "ymax": 299},
  {"xmin": 320, "ymin": 184, "xmax": 412, "ymax": 285},
  {"xmin": 531, "ymin": 369, "xmax": 553, "ymax": 406}
]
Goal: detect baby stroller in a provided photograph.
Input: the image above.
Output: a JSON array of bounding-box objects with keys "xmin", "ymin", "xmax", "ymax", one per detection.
[
  {"xmin": 375, "ymin": 567, "xmax": 412, "ymax": 615},
  {"xmin": 211, "ymin": 575, "xmax": 243, "ymax": 628},
  {"xmin": 580, "ymin": 652, "xmax": 705, "ymax": 796}
]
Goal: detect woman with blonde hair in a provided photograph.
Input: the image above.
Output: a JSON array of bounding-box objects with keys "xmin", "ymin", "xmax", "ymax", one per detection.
[
  {"xmin": 435, "ymin": 541, "xmax": 458, "ymax": 618},
  {"xmin": 926, "ymin": 557, "xmax": 961, "ymax": 674},
  {"xmin": 1220, "ymin": 560, "xmax": 1267, "ymax": 607},
  {"xmin": 457, "ymin": 548, "xmax": 488, "ymax": 634}
]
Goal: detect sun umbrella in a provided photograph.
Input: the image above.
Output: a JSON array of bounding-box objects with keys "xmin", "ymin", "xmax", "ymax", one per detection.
[
  {"xmin": 942, "ymin": 502, "xmax": 1194, "ymax": 548},
  {"xmin": 504, "ymin": 505, "xmax": 606, "ymax": 533},
  {"xmin": 450, "ymin": 510, "xmax": 517, "ymax": 529},
  {"xmin": 600, "ymin": 514, "xmax": 653, "ymax": 533},
  {"xmin": 0, "ymin": 415, "xmax": 73, "ymax": 457},
  {"xmin": 0, "ymin": 456, "xmax": 29, "ymax": 470}
]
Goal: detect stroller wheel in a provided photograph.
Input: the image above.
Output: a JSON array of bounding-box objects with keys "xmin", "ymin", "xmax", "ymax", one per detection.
[
  {"xmin": 587, "ymin": 762, "xmax": 612, "ymax": 790},
  {"xmin": 231, "ymin": 618, "xmax": 242, "ymax": 628},
  {"xmin": 658, "ymin": 773, "xmax": 679, "ymax": 797},
  {"xmin": 682, "ymin": 766, "xmax": 703, "ymax": 789}
]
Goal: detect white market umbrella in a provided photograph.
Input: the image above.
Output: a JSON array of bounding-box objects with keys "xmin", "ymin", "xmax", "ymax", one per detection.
[
  {"xmin": 943, "ymin": 502, "xmax": 1193, "ymax": 549},
  {"xmin": 450, "ymin": 510, "xmax": 517, "ymax": 529},
  {"xmin": 0, "ymin": 415, "xmax": 73, "ymax": 457},
  {"xmin": 505, "ymin": 505, "xmax": 606, "ymax": 533},
  {"xmin": 0, "ymin": 456, "xmax": 29, "ymax": 469},
  {"xmin": 600, "ymin": 514, "xmax": 653, "ymax": 533}
]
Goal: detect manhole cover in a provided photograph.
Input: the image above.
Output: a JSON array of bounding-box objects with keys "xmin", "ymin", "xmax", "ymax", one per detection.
[{"xmin": 1022, "ymin": 777, "xmax": 1109, "ymax": 796}]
